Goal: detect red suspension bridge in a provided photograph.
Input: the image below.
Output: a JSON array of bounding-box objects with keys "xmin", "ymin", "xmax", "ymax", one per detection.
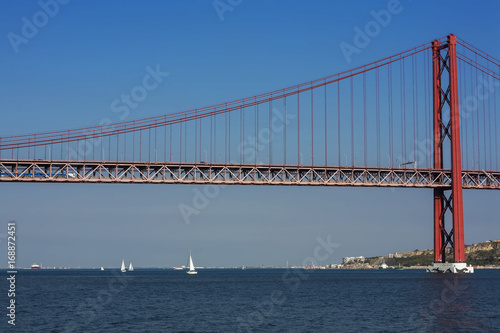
[{"xmin": 1, "ymin": 34, "xmax": 499, "ymax": 272}]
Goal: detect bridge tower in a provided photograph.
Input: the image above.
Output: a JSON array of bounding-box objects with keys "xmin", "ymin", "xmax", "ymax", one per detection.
[{"xmin": 428, "ymin": 34, "xmax": 473, "ymax": 273}]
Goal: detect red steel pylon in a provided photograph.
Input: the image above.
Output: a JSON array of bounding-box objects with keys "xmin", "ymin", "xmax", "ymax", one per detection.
[{"xmin": 432, "ymin": 34, "xmax": 465, "ymax": 263}]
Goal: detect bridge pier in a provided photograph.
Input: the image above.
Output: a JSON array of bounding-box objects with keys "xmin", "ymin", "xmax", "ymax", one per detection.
[
  {"xmin": 426, "ymin": 262, "xmax": 474, "ymax": 274},
  {"xmin": 428, "ymin": 34, "xmax": 472, "ymax": 273}
]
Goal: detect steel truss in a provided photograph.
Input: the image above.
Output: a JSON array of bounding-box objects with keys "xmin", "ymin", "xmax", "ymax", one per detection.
[{"xmin": 1, "ymin": 159, "xmax": 499, "ymax": 189}]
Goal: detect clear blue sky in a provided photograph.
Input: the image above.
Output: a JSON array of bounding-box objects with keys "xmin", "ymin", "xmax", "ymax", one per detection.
[{"xmin": 1, "ymin": 1, "xmax": 499, "ymax": 268}]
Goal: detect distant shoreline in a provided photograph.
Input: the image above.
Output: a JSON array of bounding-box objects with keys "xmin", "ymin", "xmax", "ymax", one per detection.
[{"xmin": 1, "ymin": 266, "xmax": 499, "ymax": 270}]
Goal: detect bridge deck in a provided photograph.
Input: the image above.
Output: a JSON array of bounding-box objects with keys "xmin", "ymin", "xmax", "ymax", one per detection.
[{"xmin": 0, "ymin": 159, "xmax": 499, "ymax": 189}]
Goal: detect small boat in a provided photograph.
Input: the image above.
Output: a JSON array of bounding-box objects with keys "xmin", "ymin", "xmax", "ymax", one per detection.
[
  {"xmin": 173, "ymin": 267, "xmax": 183, "ymax": 270},
  {"xmin": 186, "ymin": 250, "xmax": 197, "ymax": 275},
  {"xmin": 378, "ymin": 262, "xmax": 388, "ymax": 270},
  {"xmin": 31, "ymin": 263, "xmax": 41, "ymax": 270},
  {"xmin": 128, "ymin": 263, "xmax": 134, "ymax": 271},
  {"xmin": 121, "ymin": 259, "xmax": 126, "ymax": 272},
  {"xmin": 100, "ymin": 267, "xmax": 104, "ymax": 271}
]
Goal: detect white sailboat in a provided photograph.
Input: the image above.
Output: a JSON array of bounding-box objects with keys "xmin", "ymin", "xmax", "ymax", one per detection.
[
  {"xmin": 121, "ymin": 259, "xmax": 126, "ymax": 272},
  {"xmin": 100, "ymin": 267, "xmax": 104, "ymax": 271},
  {"xmin": 186, "ymin": 250, "xmax": 197, "ymax": 275},
  {"xmin": 128, "ymin": 262, "xmax": 134, "ymax": 271}
]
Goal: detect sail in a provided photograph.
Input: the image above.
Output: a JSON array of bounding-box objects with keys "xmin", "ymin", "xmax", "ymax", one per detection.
[
  {"xmin": 121, "ymin": 259, "xmax": 126, "ymax": 272},
  {"xmin": 129, "ymin": 263, "xmax": 134, "ymax": 271},
  {"xmin": 186, "ymin": 251, "xmax": 197, "ymax": 274},
  {"xmin": 189, "ymin": 255, "xmax": 195, "ymax": 271}
]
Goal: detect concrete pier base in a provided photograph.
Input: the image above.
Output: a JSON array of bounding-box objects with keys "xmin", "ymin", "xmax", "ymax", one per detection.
[{"xmin": 426, "ymin": 262, "xmax": 474, "ymax": 273}]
